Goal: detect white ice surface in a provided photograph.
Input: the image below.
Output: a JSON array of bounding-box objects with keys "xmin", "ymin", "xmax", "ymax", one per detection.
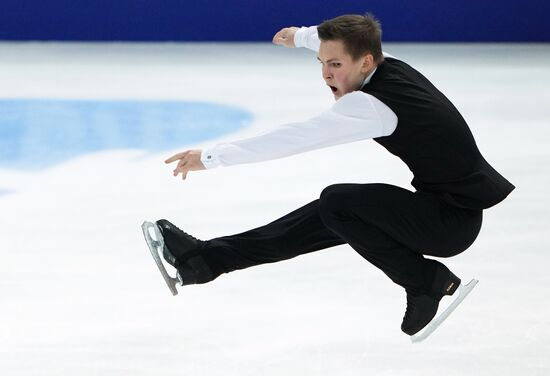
[{"xmin": 1, "ymin": 42, "xmax": 549, "ymax": 375}]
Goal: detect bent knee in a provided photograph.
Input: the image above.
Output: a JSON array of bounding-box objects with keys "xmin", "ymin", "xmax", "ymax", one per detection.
[
  {"xmin": 318, "ymin": 184, "xmax": 352, "ymax": 226},
  {"xmin": 319, "ymin": 184, "xmax": 345, "ymax": 208}
]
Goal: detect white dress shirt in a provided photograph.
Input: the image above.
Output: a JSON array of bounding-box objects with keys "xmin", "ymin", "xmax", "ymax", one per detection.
[{"xmin": 201, "ymin": 26, "xmax": 398, "ymax": 169}]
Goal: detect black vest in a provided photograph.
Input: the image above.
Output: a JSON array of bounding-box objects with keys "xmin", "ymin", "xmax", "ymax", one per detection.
[{"xmin": 362, "ymin": 58, "xmax": 515, "ymax": 209}]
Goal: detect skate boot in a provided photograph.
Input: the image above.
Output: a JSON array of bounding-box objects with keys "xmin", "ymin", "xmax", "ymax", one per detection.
[
  {"xmin": 401, "ymin": 264, "xmax": 461, "ymax": 336},
  {"xmin": 155, "ymin": 219, "xmax": 214, "ymax": 286}
]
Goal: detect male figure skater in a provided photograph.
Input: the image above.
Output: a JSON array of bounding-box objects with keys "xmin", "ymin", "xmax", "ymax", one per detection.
[{"xmin": 142, "ymin": 14, "xmax": 514, "ymax": 338}]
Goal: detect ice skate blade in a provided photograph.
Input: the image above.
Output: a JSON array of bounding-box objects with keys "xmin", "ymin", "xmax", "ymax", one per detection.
[
  {"xmin": 410, "ymin": 279, "xmax": 478, "ymax": 343},
  {"xmin": 141, "ymin": 221, "xmax": 180, "ymax": 296}
]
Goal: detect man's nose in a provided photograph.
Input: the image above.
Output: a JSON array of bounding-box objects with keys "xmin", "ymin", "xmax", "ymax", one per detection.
[{"xmin": 323, "ymin": 66, "xmax": 332, "ymax": 80}]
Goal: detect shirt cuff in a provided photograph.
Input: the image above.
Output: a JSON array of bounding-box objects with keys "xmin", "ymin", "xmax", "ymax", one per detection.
[
  {"xmin": 200, "ymin": 147, "xmax": 222, "ymax": 169},
  {"xmin": 294, "ymin": 26, "xmax": 316, "ymax": 48}
]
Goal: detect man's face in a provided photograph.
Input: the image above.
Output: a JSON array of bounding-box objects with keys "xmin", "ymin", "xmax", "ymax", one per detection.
[{"xmin": 318, "ymin": 39, "xmax": 374, "ymax": 100}]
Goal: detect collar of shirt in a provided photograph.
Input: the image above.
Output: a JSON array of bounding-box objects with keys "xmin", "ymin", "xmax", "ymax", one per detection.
[{"xmin": 360, "ymin": 67, "xmax": 378, "ymax": 89}]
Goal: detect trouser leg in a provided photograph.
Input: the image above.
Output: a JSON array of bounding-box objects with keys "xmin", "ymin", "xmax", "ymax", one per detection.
[
  {"xmin": 200, "ymin": 199, "xmax": 345, "ymax": 279},
  {"xmin": 195, "ymin": 183, "xmax": 482, "ymax": 294}
]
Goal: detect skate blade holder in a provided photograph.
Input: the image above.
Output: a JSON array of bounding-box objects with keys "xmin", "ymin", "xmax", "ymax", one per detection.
[
  {"xmin": 410, "ymin": 279, "xmax": 478, "ymax": 343},
  {"xmin": 141, "ymin": 221, "xmax": 183, "ymax": 296}
]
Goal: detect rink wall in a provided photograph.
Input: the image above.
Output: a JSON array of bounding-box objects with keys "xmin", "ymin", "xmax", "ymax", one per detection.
[{"xmin": 0, "ymin": 0, "xmax": 548, "ymax": 42}]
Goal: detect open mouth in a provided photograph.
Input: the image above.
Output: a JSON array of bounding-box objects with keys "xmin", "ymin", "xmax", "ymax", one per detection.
[{"xmin": 329, "ymin": 85, "xmax": 338, "ymax": 94}]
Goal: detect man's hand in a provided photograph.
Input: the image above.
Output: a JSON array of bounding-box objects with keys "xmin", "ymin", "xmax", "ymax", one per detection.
[
  {"xmin": 272, "ymin": 27, "xmax": 299, "ymax": 48},
  {"xmin": 165, "ymin": 149, "xmax": 206, "ymax": 180}
]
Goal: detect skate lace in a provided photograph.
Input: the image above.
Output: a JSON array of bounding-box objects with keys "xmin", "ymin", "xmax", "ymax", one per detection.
[{"xmin": 172, "ymin": 223, "xmax": 201, "ymax": 242}]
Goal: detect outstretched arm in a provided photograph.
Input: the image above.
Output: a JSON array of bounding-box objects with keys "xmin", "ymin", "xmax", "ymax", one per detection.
[
  {"xmin": 164, "ymin": 92, "xmax": 397, "ymax": 180},
  {"xmin": 272, "ymin": 26, "xmax": 320, "ymax": 52}
]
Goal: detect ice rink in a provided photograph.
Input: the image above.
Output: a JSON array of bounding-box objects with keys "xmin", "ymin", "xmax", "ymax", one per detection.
[{"xmin": 1, "ymin": 42, "xmax": 549, "ymax": 375}]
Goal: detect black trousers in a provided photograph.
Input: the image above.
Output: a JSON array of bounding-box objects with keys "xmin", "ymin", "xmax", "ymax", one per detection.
[{"xmin": 199, "ymin": 183, "xmax": 483, "ymax": 295}]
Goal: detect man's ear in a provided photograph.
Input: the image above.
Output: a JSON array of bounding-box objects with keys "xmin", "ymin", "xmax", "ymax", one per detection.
[{"xmin": 361, "ymin": 54, "xmax": 374, "ymax": 72}]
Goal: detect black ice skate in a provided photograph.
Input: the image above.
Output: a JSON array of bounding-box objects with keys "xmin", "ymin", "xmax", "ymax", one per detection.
[
  {"xmin": 155, "ymin": 219, "xmax": 201, "ymax": 269},
  {"xmin": 141, "ymin": 219, "xmax": 212, "ymax": 296},
  {"xmin": 402, "ymin": 265, "xmax": 478, "ymax": 343}
]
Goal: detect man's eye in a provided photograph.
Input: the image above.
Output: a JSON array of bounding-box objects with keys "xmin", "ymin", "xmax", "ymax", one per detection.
[{"xmin": 332, "ymin": 63, "xmax": 341, "ymax": 68}]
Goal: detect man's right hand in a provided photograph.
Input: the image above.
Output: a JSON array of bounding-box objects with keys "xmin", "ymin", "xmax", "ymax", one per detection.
[
  {"xmin": 165, "ymin": 149, "xmax": 205, "ymax": 181},
  {"xmin": 272, "ymin": 27, "xmax": 299, "ymax": 48}
]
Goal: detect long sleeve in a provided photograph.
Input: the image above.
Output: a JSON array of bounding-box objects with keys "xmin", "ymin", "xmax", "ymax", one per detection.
[
  {"xmin": 200, "ymin": 91, "xmax": 397, "ymax": 169},
  {"xmin": 294, "ymin": 26, "xmax": 320, "ymax": 52}
]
